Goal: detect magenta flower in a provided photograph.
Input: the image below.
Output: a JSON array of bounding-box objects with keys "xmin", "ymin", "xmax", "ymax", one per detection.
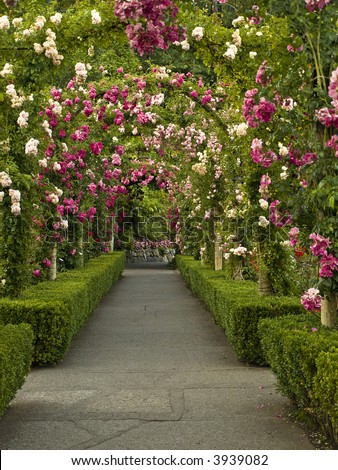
[
  {"xmin": 319, "ymin": 254, "xmax": 338, "ymax": 277},
  {"xmin": 304, "ymin": 1, "xmax": 331, "ymax": 13},
  {"xmin": 309, "ymin": 233, "xmax": 331, "ymax": 257},
  {"xmin": 301, "ymin": 288, "xmax": 321, "ymax": 311},
  {"xmin": 289, "ymin": 227, "xmax": 300, "ymax": 247},
  {"xmin": 89, "ymin": 141, "xmax": 103, "ymax": 155},
  {"xmin": 255, "ymin": 60, "xmax": 272, "ymax": 88},
  {"xmin": 32, "ymin": 269, "xmax": 41, "ymax": 277}
]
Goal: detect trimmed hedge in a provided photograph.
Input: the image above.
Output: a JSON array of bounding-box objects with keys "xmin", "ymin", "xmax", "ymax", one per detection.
[
  {"xmin": 0, "ymin": 252, "xmax": 125, "ymax": 365},
  {"xmin": 0, "ymin": 323, "xmax": 34, "ymax": 416},
  {"xmin": 176, "ymin": 255, "xmax": 304, "ymax": 364},
  {"xmin": 258, "ymin": 315, "xmax": 338, "ymax": 445}
]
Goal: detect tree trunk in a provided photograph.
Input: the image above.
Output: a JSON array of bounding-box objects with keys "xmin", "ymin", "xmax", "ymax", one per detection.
[
  {"xmin": 48, "ymin": 243, "xmax": 57, "ymax": 281},
  {"xmin": 258, "ymin": 268, "xmax": 274, "ymax": 296},
  {"xmin": 321, "ymin": 292, "xmax": 337, "ymax": 327},
  {"xmin": 77, "ymin": 232, "xmax": 84, "ymax": 268},
  {"xmin": 110, "ymin": 215, "xmax": 115, "ymax": 252},
  {"xmin": 214, "ymin": 235, "xmax": 222, "ymax": 271}
]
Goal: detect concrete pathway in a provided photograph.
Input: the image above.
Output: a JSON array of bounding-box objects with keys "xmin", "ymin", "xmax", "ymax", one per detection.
[{"xmin": 0, "ymin": 264, "xmax": 314, "ymax": 450}]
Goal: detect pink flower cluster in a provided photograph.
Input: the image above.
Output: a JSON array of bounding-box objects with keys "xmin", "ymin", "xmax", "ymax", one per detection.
[
  {"xmin": 304, "ymin": 0, "xmax": 331, "ymax": 12},
  {"xmin": 301, "ymin": 288, "xmax": 321, "ymax": 311},
  {"xmin": 315, "ymin": 107, "xmax": 338, "ymax": 128},
  {"xmin": 242, "ymin": 89, "xmax": 276, "ymax": 128},
  {"xmin": 328, "ymin": 67, "xmax": 338, "ymax": 106},
  {"xmin": 134, "ymin": 238, "xmax": 173, "ymax": 250},
  {"xmin": 289, "ymin": 148, "xmax": 318, "ymax": 167},
  {"xmin": 259, "ymin": 174, "xmax": 271, "ymax": 197},
  {"xmin": 251, "ymin": 138, "xmax": 277, "ymax": 168},
  {"xmin": 255, "ymin": 61, "xmax": 272, "ymax": 88},
  {"xmin": 114, "ymin": 0, "xmax": 186, "ymax": 55},
  {"xmin": 309, "ymin": 233, "xmax": 331, "ymax": 256},
  {"xmin": 326, "ymin": 135, "xmax": 338, "ymax": 158},
  {"xmin": 289, "ymin": 227, "xmax": 300, "ymax": 247},
  {"xmin": 309, "ymin": 233, "xmax": 338, "ymax": 278},
  {"xmin": 269, "ymin": 200, "xmax": 293, "ymax": 228}
]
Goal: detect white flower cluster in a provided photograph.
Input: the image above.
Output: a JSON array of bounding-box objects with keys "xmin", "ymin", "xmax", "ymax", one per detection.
[
  {"xmin": 38, "ymin": 157, "xmax": 48, "ymax": 168},
  {"xmin": 48, "ymin": 98, "xmax": 63, "ymax": 115},
  {"xmin": 34, "ymin": 28, "xmax": 63, "ymax": 65},
  {"xmin": 235, "ymin": 188, "xmax": 244, "ymax": 203},
  {"xmin": 12, "ymin": 18, "xmax": 23, "ymax": 28},
  {"xmin": 0, "ymin": 171, "xmax": 12, "ymax": 188},
  {"xmin": 281, "ymin": 97, "xmax": 297, "ymax": 111},
  {"xmin": 35, "ymin": 15, "xmax": 46, "ymax": 30},
  {"xmin": 91, "ymin": 10, "xmax": 102, "ymax": 25},
  {"xmin": 151, "ymin": 93, "xmax": 165, "ymax": 106},
  {"xmin": 0, "ymin": 15, "xmax": 10, "ymax": 30},
  {"xmin": 75, "ymin": 62, "xmax": 88, "ymax": 83},
  {"xmin": 192, "ymin": 27, "xmax": 204, "ymax": 41},
  {"xmin": 228, "ymin": 122, "xmax": 248, "ymax": 138},
  {"xmin": 25, "ymin": 138, "xmax": 39, "ymax": 156},
  {"xmin": 278, "ymin": 142, "xmax": 289, "ymax": 157},
  {"xmin": 0, "ymin": 63, "xmax": 13, "ymax": 77},
  {"xmin": 48, "ymin": 192, "xmax": 60, "ymax": 204},
  {"xmin": 259, "ymin": 198, "xmax": 269, "ymax": 210},
  {"xmin": 232, "ymin": 29, "xmax": 242, "ymax": 47},
  {"xmin": 249, "ymin": 51, "xmax": 257, "ymax": 59},
  {"xmin": 155, "ymin": 67, "xmax": 170, "ymax": 80},
  {"xmin": 9, "ymin": 189, "xmax": 21, "ymax": 216},
  {"xmin": 223, "ymin": 43, "xmax": 238, "ymax": 60},
  {"xmin": 232, "ymin": 16, "xmax": 245, "ymax": 27},
  {"xmin": 50, "ymin": 13, "xmax": 63, "ymax": 25},
  {"xmin": 280, "ymin": 166, "xmax": 289, "ymax": 180},
  {"xmin": 192, "ymin": 162, "xmax": 207, "ymax": 176},
  {"xmin": 41, "ymin": 119, "xmax": 52, "ymax": 137},
  {"xmin": 17, "ymin": 110, "xmax": 29, "ymax": 128},
  {"xmin": 230, "ymin": 246, "xmax": 248, "ymax": 256},
  {"xmin": 6, "ymin": 84, "xmax": 25, "ymax": 108},
  {"xmin": 258, "ymin": 216, "xmax": 270, "ymax": 228}
]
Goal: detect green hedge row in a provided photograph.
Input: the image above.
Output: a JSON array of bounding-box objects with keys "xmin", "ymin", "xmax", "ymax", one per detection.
[
  {"xmin": 176, "ymin": 255, "xmax": 304, "ymax": 365},
  {"xmin": 258, "ymin": 315, "xmax": 338, "ymax": 445},
  {"xmin": 0, "ymin": 323, "xmax": 34, "ymax": 416},
  {"xmin": 0, "ymin": 252, "xmax": 125, "ymax": 365}
]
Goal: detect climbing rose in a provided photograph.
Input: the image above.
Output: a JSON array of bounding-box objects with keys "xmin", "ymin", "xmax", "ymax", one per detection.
[
  {"xmin": 301, "ymin": 288, "xmax": 321, "ymax": 311},
  {"xmin": 309, "ymin": 233, "xmax": 331, "ymax": 257},
  {"xmin": 304, "ymin": 0, "xmax": 330, "ymax": 12}
]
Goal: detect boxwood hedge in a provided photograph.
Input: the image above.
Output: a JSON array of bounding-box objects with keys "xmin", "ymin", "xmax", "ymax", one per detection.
[
  {"xmin": 258, "ymin": 315, "xmax": 338, "ymax": 445},
  {"xmin": 0, "ymin": 323, "xmax": 34, "ymax": 416}
]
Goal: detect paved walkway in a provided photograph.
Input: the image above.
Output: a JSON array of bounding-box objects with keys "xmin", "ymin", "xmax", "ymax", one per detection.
[{"xmin": 0, "ymin": 264, "xmax": 314, "ymax": 450}]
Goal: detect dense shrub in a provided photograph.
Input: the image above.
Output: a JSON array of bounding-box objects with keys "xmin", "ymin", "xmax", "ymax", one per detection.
[
  {"xmin": 312, "ymin": 349, "xmax": 338, "ymax": 444},
  {"xmin": 176, "ymin": 256, "xmax": 304, "ymax": 364},
  {"xmin": 0, "ymin": 252, "xmax": 125, "ymax": 365},
  {"xmin": 0, "ymin": 323, "xmax": 34, "ymax": 416},
  {"xmin": 258, "ymin": 315, "xmax": 338, "ymax": 445}
]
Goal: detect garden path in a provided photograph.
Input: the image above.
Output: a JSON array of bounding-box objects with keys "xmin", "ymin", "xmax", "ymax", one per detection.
[{"xmin": 0, "ymin": 263, "xmax": 314, "ymax": 450}]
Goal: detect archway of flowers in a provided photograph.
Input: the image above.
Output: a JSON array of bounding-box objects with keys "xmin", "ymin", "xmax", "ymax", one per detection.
[{"xmin": 0, "ymin": 0, "xmax": 337, "ymax": 327}]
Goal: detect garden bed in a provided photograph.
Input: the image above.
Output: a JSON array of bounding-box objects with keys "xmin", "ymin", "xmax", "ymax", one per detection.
[
  {"xmin": 0, "ymin": 323, "xmax": 34, "ymax": 416},
  {"xmin": 0, "ymin": 252, "xmax": 125, "ymax": 365},
  {"xmin": 176, "ymin": 255, "xmax": 304, "ymax": 365}
]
